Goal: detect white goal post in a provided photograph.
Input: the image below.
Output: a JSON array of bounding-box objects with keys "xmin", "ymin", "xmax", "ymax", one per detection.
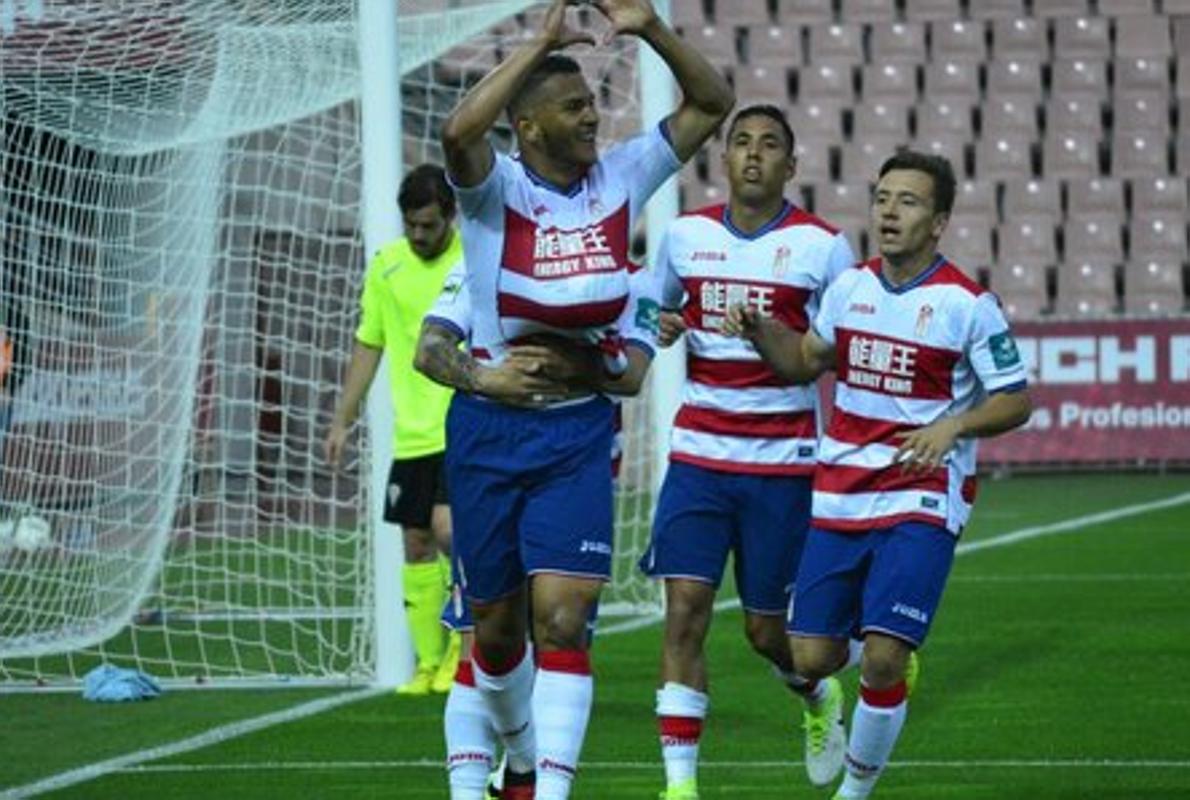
[{"xmin": 0, "ymin": 0, "xmax": 681, "ymax": 690}]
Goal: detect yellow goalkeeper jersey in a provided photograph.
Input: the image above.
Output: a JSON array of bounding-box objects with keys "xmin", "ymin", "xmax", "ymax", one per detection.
[{"xmin": 355, "ymin": 233, "xmax": 462, "ymax": 459}]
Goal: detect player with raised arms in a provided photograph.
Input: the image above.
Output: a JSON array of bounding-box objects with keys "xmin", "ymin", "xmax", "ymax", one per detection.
[{"xmin": 420, "ymin": 1, "xmax": 733, "ymax": 797}]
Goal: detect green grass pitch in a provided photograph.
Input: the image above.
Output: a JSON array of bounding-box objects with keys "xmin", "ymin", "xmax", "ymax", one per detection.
[{"xmin": 2, "ymin": 473, "xmax": 1189, "ymax": 798}]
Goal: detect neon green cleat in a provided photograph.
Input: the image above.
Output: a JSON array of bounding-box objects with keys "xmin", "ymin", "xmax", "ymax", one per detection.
[
  {"xmin": 905, "ymin": 650, "xmax": 921, "ymax": 697},
  {"xmin": 658, "ymin": 777, "xmax": 699, "ymax": 799},
  {"xmin": 803, "ymin": 676, "xmax": 846, "ymax": 787},
  {"xmin": 395, "ymin": 665, "xmax": 436, "ymax": 696},
  {"xmin": 432, "ymin": 632, "xmax": 462, "ymax": 694}
]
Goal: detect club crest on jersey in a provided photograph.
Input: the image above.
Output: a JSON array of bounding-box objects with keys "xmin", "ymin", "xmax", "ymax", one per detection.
[
  {"xmin": 772, "ymin": 244, "xmax": 791, "ymax": 277},
  {"xmin": 588, "ymin": 196, "xmax": 605, "ymax": 216},
  {"xmin": 914, "ymin": 304, "xmax": 934, "ymax": 337}
]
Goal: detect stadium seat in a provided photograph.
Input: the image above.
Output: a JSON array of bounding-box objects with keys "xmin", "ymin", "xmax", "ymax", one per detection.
[
  {"xmin": 916, "ymin": 101, "xmax": 974, "ymax": 138},
  {"xmin": 924, "ymin": 60, "xmax": 982, "ymax": 103},
  {"xmin": 870, "ymin": 23, "xmax": 926, "ymax": 64},
  {"xmin": 986, "ymin": 59, "xmax": 1044, "ymax": 102},
  {"xmin": 861, "ymin": 63, "xmax": 919, "ymax": 103},
  {"xmin": 683, "ymin": 180, "xmax": 729, "ymax": 211},
  {"xmin": 1124, "ymin": 258, "xmax": 1185, "ymax": 314},
  {"xmin": 1056, "ymin": 259, "xmax": 1118, "ymax": 316},
  {"xmin": 1043, "ymin": 129, "xmax": 1101, "ymax": 178},
  {"xmin": 1053, "ymin": 17, "xmax": 1111, "ymax": 60},
  {"xmin": 981, "ymin": 96, "xmax": 1039, "ymax": 137},
  {"xmin": 1179, "ymin": 130, "xmax": 1190, "ymax": 174},
  {"xmin": 840, "ymin": 135, "xmax": 907, "ymax": 184},
  {"xmin": 714, "ymin": 0, "xmax": 771, "ymax": 27},
  {"xmin": 682, "ymin": 25, "xmax": 736, "ymax": 68},
  {"xmin": 854, "ymin": 103, "xmax": 910, "ymax": 140},
  {"xmin": 940, "ymin": 216, "xmax": 995, "ymax": 271},
  {"xmin": 1130, "ymin": 214, "xmax": 1188, "ymax": 262},
  {"xmin": 930, "ymin": 20, "xmax": 987, "ymax": 62},
  {"xmin": 1050, "ymin": 58, "xmax": 1110, "ymax": 99},
  {"xmin": 799, "ymin": 63, "xmax": 857, "ymax": 102},
  {"xmin": 1131, "ymin": 176, "xmax": 1188, "ymax": 217},
  {"xmin": 1065, "ymin": 176, "xmax": 1124, "ymax": 220},
  {"xmin": 952, "ymin": 179, "xmax": 998, "ymax": 221},
  {"xmin": 733, "ymin": 65, "xmax": 792, "ymax": 107},
  {"xmin": 1112, "ymin": 91, "xmax": 1169, "ymax": 135},
  {"xmin": 915, "ymin": 133, "xmax": 968, "ymax": 174},
  {"xmin": 1064, "ymin": 216, "xmax": 1125, "ymax": 264},
  {"xmin": 789, "ymin": 99, "xmax": 845, "ymax": 141},
  {"xmin": 814, "ymin": 182, "xmax": 871, "ymax": 232},
  {"xmin": 808, "ymin": 23, "xmax": 864, "ymax": 64},
  {"xmin": 999, "ymin": 218, "xmax": 1058, "ymax": 264},
  {"xmin": 1165, "ymin": 0, "xmax": 1190, "ymax": 11},
  {"xmin": 840, "ymin": 0, "xmax": 896, "ymax": 23},
  {"xmin": 1114, "ymin": 15, "xmax": 1173, "ymax": 59},
  {"xmin": 1178, "ymin": 61, "xmax": 1190, "ymax": 100},
  {"xmin": 704, "ymin": 146, "xmax": 728, "ymax": 188},
  {"xmin": 905, "ymin": 0, "xmax": 962, "ymax": 22},
  {"xmin": 1003, "ymin": 178, "xmax": 1062, "ymax": 224},
  {"xmin": 968, "ymin": 0, "xmax": 1025, "ymax": 20},
  {"xmin": 991, "ymin": 17, "xmax": 1047, "ymax": 60},
  {"xmin": 975, "ymin": 134, "xmax": 1035, "ymax": 180},
  {"xmin": 1030, "ymin": 0, "xmax": 1090, "ymax": 17},
  {"xmin": 1046, "ymin": 96, "xmax": 1103, "ymax": 137},
  {"xmin": 1115, "ymin": 58, "xmax": 1170, "ymax": 95},
  {"xmin": 1097, "ymin": 0, "xmax": 1154, "ymax": 12},
  {"xmin": 1110, "ymin": 130, "xmax": 1169, "ymax": 178},
  {"xmin": 775, "ymin": 0, "xmax": 834, "ymax": 25},
  {"xmin": 672, "ymin": 0, "xmax": 709, "ymax": 29},
  {"xmin": 793, "ymin": 132, "xmax": 836, "ymax": 183},
  {"xmin": 746, "ymin": 25, "xmax": 803, "ymax": 67},
  {"xmin": 989, "ymin": 261, "xmax": 1049, "ymax": 319}
]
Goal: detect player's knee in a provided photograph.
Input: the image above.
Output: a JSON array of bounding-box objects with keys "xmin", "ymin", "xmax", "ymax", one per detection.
[
  {"xmin": 533, "ymin": 603, "xmax": 589, "ymax": 651},
  {"xmin": 402, "ymin": 527, "xmax": 436, "ymax": 562},
  {"xmin": 790, "ymin": 638, "xmax": 841, "ymax": 681},
  {"xmin": 744, "ymin": 616, "xmax": 786, "ymax": 664},
  {"xmin": 860, "ymin": 651, "xmax": 908, "ymax": 690}
]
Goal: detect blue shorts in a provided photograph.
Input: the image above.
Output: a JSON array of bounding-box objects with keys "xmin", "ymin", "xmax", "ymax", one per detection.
[
  {"xmin": 787, "ymin": 522, "xmax": 956, "ymax": 647},
  {"xmin": 445, "ymin": 393, "xmax": 615, "ymax": 604},
  {"xmin": 641, "ymin": 461, "xmax": 812, "ymax": 615}
]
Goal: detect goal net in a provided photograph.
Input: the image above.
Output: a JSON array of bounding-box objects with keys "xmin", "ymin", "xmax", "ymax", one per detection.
[{"xmin": 0, "ymin": 0, "xmax": 663, "ymax": 689}]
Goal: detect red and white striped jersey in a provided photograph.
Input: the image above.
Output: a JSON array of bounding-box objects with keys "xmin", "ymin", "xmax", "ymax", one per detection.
[
  {"xmin": 812, "ymin": 257, "xmax": 1028, "ymax": 535},
  {"xmin": 656, "ymin": 202, "xmax": 855, "ymax": 475},
  {"xmin": 449, "ymin": 124, "xmax": 680, "ymax": 367}
]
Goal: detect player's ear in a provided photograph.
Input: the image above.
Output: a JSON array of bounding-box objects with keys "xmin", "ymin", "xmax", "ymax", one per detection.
[
  {"xmin": 931, "ymin": 211, "xmax": 949, "ymax": 240},
  {"xmin": 786, "ymin": 154, "xmax": 797, "ymax": 182}
]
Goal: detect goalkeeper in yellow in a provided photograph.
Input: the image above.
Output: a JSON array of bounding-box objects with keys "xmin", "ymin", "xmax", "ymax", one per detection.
[{"xmin": 326, "ymin": 164, "xmax": 462, "ymax": 695}]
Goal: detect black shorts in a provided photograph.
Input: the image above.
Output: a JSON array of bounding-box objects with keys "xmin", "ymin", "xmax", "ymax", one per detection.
[{"xmin": 383, "ymin": 452, "xmax": 449, "ymax": 528}]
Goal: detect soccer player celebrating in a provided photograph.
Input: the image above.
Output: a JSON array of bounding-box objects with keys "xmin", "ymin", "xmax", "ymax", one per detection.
[
  {"xmin": 724, "ymin": 151, "xmax": 1032, "ymax": 799},
  {"xmin": 423, "ymin": 1, "xmax": 732, "ymax": 797},
  {"xmin": 325, "ymin": 165, "xmax": 463, "ymax": 696},
  {"xmin": 641, "ymin": 105, "xmax": 855, "ymax": 800}
]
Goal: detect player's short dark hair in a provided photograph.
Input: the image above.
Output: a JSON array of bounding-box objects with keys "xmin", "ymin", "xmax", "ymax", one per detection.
[
  {"xmin": 398, "ymin": 164, "xmax": 455, "ymax": 217},
  {"xmin": 508, "ymin": 54, "xmax": 584, "ymax": 121},
  {"xmin": 726, "ymin": 104, "xmax": 796, "ymax": 156},
  {"xmin": 878, "ymin": 150, "xmax": 956, "ymax": 215}
]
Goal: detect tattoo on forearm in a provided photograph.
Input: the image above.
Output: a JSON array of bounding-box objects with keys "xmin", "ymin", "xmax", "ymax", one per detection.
[{"xmin": 418, "ymin": 326, "xmax": 479, "ymax": 393}]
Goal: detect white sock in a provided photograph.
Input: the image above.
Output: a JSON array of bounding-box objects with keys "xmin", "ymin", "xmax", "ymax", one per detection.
[
  {"xmin": 472, "ymin": 644, "xmax": 536, "ymax": 775},
  {"xmin": 656, "ymin": 682, "xmax": 709, "ymax": 788},
  {"xmin": 445, "ymin": 661, "xmax": 497, "ymax": 800},
  {"xmin": 838, "ymin": 682, "xmax": 908, "ymax": 799},
  {"xmin": 533, "ymin": 650, "xmax": 594, "ymax": 800},
  {"xmin": 846, "ymin": 638, "xmax": 864, "ymax": 670}
]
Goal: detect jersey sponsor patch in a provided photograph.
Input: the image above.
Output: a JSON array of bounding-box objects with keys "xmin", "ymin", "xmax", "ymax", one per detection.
[{"xmin": 989, "ymin": 331, "xmax": 1022, "ymax": 369}]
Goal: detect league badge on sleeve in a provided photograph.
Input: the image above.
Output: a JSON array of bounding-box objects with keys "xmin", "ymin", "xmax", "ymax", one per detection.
[{"xmin": 989, "ymin": 331, "xmax": 1022, "ymax": 369}]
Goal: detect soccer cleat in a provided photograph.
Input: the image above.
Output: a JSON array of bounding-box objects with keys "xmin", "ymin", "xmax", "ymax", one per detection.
[
  {"xmin": 432, "ymin": 632, "xmax": 462, "ymax": 693},
  {"xmin": 802, "ymin": 676, "xmax": 846, "ymax": 787},
  {"xmin": 658, "ymin": 777, "xmax": 699, "ymax": 799},
  {"xmin": 500, "ymin": 767, "xmax": 535, "ymax": 800},
  {"xmin": 395, "ymin": 665, "xmax": 436, "ymax": 696},
  {"xmin": 905, "ymin": 651, "xmax": 921, "ymax": 697}
]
